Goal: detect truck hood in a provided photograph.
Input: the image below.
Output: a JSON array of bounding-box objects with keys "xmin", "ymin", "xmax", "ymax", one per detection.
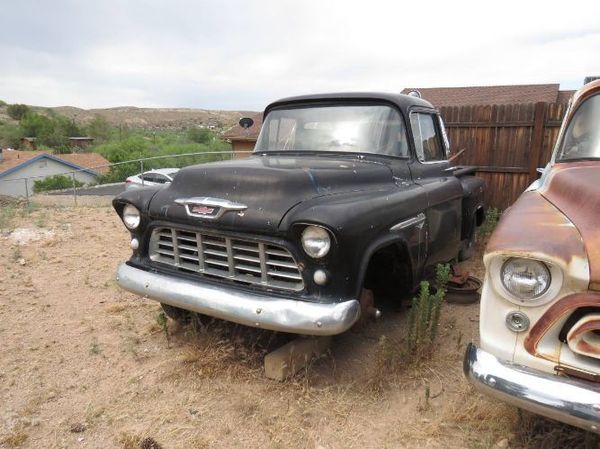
[
  {"xmin": 539, "ymin": 161, "xmax": 600, "ymax": 290},
  {"xmin": 148, "ymin": 154, "xmax": 393, "ymax": 233}
]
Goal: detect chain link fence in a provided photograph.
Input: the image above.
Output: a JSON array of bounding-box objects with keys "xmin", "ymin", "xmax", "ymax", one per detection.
[{"xmin": 0, "ymin": 150, "xmax": 252, "ymax": 205}]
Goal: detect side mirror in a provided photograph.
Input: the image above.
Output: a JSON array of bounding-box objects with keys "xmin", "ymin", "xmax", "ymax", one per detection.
[
  {"xmin": 239, "ymin": 117, "xmax": 254, "ymax": 129},
  {"xmin": 536, "ymin": 167, "xmax": 545, "ymax": 175}
]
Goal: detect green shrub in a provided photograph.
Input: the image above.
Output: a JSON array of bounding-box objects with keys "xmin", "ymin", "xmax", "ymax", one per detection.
[
  {"xmin": 480, "ymin": 208, "xmax": 500, "ymax": 236},
  {"xmin": 33, "ymin": 175, "xmax": 84, "ymax": 193},
  {"xmin": 0, "ymin": 122, "xmax": 24, "ymax": 148},
  {"xmin": 86, "ymin": 115, "xmax": 112, "ymax": 142},
  {"xmin": 187, "ymin": 127, "xmax": 213, "ymax": 144},
  {"xmin": 94, "ymin": 134, "xmax": 232, "ymax": 184},
  {"xmin": 7, "ymin": 104, "xmax": 30, "ymax": 120},
  {"xmin": 18, "ymin": 112, "xmax": 82, "ymax": 150},
  {"xmin": 406, "ymin": 263, "xmax": 451, "ymax": 361}
]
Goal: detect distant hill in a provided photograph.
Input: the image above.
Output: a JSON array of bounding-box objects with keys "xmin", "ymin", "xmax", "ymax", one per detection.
[{"xmin": 0, "ymin": 103, "xmax": 258, "ymax": 132}]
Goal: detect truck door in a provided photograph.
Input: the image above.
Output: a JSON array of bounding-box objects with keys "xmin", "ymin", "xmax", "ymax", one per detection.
[{"xmin": 408, "ymin": 111, "xmax": 463, "ymax": 266}]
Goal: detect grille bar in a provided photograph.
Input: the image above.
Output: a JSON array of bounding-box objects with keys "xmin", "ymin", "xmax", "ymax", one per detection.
[{"xmin": 149, "ymin": 227, "xmax": 304, "ymax": 291}]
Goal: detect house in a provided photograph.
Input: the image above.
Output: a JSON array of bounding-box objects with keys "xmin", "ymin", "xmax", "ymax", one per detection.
[
  {"xmin": 222, "ymin": 113, "xmax": 262, "ymax": 158},
  {"xmin": 0, "ymin": 149, "xmax": 109, "ymax": 197},
  {"xmin": 400, "ymin": 84, "xmax": 576, "ymax": 108},
  {"xmin": 67, "ymin": 136, "xmax": 95, "ymax": 150},
  {"xmin": 21, "ymin": 137, "xmax": 37, "ymax": 150}
]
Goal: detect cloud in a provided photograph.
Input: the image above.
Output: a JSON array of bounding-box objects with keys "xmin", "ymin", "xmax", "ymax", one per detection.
[{"xmin": 0, "ymin": 0, "xmax": 599, "ymax": 110}]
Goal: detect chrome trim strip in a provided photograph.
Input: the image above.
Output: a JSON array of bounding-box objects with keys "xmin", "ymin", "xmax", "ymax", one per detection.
[
  {"xmin": 464, "ymin": 344, "xmax": 600, "ymax": 434},
  {"xmin": 175, "ymin": 197, "xmax": 247, "ymax": 220},
  {"xmin": 116, "ymin": 263, "xmax": 361, "ymax": 336},
  {"xmin": 390, "ymin": 213, "xmax": 426, "ymax": 232}
]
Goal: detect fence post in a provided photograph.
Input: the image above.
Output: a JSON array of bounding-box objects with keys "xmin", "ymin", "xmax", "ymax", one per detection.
[
  {"xmin": 529, "ymin": 102, "xmax": 548, "ymax": 183},
  {"xmin": 140, "ymin": 160, "xmax": 144, "ymax": 186},
  {"xmin": 71, "ymin": 172, "xmax": 77, "ymax": 206},
  {"xmin": 24, "ymin": 179, "xmax": 29, "ymax": 204}
]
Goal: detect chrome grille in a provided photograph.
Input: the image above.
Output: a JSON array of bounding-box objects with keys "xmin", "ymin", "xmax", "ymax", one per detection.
[{"xmin": 149, "ymin": 227, "xmax": 304, "ymax": 291}]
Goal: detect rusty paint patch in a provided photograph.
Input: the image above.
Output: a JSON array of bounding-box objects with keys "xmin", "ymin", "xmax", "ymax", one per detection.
[
  {"xmin": 486, "ymin": 191, "xmax": 587, "ymax": 268},
  {"xmin": 524, "ymin": 292, "xmax": 600, "ymax": 356},
  {"xmin": 540, "ymin": 161, "xmax": 600, "ymax": 290}
]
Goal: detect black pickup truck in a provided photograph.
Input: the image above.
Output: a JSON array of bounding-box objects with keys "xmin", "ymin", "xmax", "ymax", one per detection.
[{"xmin": 113, "ymin": 92, "xmax": 485, "ymax": 335}]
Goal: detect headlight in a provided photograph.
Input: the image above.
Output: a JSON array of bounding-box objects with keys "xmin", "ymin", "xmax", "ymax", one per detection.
[
  {"xmin": 301, "ymin": 226, "xmax": 331, "ymax": 258},
  {"xmin": 122, "ymin": 204, "xmax": 141, "ymax": 230},
  {"xmin": 501, "ymin": 258, "xmax": 551, "ymax": 300}
]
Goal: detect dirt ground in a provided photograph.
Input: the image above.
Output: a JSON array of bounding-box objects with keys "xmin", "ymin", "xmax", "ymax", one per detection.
[{"xmin": 0, "ymin": 204, "xmax": 597, "ymax": 449}]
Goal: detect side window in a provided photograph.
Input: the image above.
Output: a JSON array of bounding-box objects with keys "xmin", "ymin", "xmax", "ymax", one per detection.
[
  {"xmin": 142, "ymin": 173, "xmax": 156, "ymax": 183},
  {"xmin": 153, "ymin": 174, "xmax": 168, "ymax": 184},
  {"xmin": 410, "ymin": 113, "xmax": 445, "ymax": 162}
]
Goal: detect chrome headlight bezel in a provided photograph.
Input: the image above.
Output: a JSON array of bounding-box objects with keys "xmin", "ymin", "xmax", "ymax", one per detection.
[
  {"xmin": 301, "ymin": 225, "xmax": 331, "ymax": 259},
  {"xmin": 122, "ymin": 204, "xmax": 141, "ymax": 230},
  {"xmin": 490, "ymin": 256, "xmax": 563, "ymax": 307}
]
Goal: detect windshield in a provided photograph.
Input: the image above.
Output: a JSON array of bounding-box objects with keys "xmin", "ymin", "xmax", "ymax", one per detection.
[
  {"xmin": 255, "ymin": 104, "xmax": 409, "ymax": 157},
  {"xmin": 557, "ymin": 94, "xmax": 600, "ymax": 161}
]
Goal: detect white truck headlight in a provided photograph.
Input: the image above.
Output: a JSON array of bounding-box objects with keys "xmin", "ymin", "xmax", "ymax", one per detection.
[
  {"xmin": 301, "ymin": 226, "xmax": 331, "ymax": 258},
  {"xmin": 122, "ymin": 204, "xmax": 141, "ymax": 230},
  {"xmin": 501, "ymin": 258, "xmax": 551, "ymax": 300}
]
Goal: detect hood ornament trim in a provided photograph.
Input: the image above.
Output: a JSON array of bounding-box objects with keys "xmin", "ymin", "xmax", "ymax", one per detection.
[{"xmin": 175, "ymin": 197, "xmax": 247, "ymax": 220}]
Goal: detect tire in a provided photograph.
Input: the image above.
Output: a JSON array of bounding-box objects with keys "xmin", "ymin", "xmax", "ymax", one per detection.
[{"xmin": 160, "ymin": 303, "xmax": 192, "ymax": 324}]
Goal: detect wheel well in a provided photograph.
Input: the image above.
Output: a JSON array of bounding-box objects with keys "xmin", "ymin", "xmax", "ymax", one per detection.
[
  {"xmin": 475, "ymin": 206, "xmax": 485, "ymax": 227},
  {"xmin": 363, "ymin": 243, "xmax": 413, "ymax": 299}
]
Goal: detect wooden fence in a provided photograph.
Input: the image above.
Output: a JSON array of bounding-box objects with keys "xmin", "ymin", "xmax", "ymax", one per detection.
[{"xmin": 440, "ymin": 102, "xmax": 568, "ymax": 210}]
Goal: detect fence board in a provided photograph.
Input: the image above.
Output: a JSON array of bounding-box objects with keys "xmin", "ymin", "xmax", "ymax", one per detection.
[{"xmin": 440, "ymin": 101, "xmax": 568, "ymax": 210}]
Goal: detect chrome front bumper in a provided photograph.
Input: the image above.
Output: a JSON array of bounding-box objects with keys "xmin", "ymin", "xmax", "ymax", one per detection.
[
  {"xmin": 116, "ymin": 263, "xmax": 360, "ymax": 335},
  {"xmin": 464, "ymin": 343, "xmax": 600, "ymax": 433}
]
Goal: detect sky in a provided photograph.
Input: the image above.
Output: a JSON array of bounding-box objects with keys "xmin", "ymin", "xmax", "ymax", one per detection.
[{"xmin": 1, "ymin": 0, "xmax": 599, "ymax": 111}]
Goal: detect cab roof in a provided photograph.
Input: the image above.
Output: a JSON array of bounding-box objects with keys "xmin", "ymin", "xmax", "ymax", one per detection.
[{"xmin": 265, "ymin": 92, "xmax": 436, "ymax": 116}]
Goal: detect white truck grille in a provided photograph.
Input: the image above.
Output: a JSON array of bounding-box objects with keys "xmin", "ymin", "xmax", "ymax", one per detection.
[{"xmin": 148, "ymin": 227, "xmax": 304, "ymax": 291}]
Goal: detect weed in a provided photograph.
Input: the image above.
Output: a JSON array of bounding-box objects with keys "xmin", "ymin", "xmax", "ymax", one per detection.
[
  {"xmin": 156, "ymin": 312, "xmax": 169, "ymax": 345},
  {"xmin": 16, "ymin": 202, "xmax": 38, "ymax": 218},
  {"xmin": 90, "ymin": 339, "xmax": 101, "ymax": 355},
  {"xmin": 124, "ymin": 335, "xmax": 140, "ymax": 357},
  {"xmin": 0, "ymin": 205, "xmax": 17, "ymax": 230},
  {"xmin": 139, "ymin": 437, "xmax": 163, "ymax": 449},
  {"xmin": 456, "ymin": 330, "xmax": 464, "ymax": 351},
  {"xmin": 11, "ymin": 246, "xmax": 22, "ymax": 263},
  {"xmin": 34, "ymin": 214, "xmax": 47, "ymax": 227},
  {"xmin": 418, "ymin": 383, "xmax": 431, "ymax": 412},
  {"xmin": 480, "ymin": 208, "xmax": 500, "ymax": 236},
  {"xmin": 406, "ymin": 264, "xmax": 451, "ymax": 361}
]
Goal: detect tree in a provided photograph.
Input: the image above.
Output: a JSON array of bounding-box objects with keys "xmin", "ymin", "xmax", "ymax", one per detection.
[
  {"xmin": 7, "ymin": 104, "xmax": 30, "ymax": 121},
  {"xmin": 187, "ymin": 127, "xmax": 213, "ymax": 144},
  {"xmin": 87, "ymin": 115, "xmax": 112, "ymax": 142}
]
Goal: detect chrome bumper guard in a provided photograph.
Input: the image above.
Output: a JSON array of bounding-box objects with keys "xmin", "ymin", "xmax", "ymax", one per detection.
[
  {"xmin": 464, "ymin": 343, "xmax": 600, "ymax": 434},
  {"xmin": 116, "ymin": 263, "xmax": 360, "ymax": 336}
]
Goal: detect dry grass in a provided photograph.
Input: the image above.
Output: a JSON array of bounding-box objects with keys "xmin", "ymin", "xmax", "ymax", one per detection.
[
  {"xmin": 119, "ymin": 432, "xmax": 142, "ymax": 449},
  {"xmin": 106, "ymin": 303, "xmax": 129, "ymax": 314},
  {"xmin": 0, "ymin": 430, "xmax": 28, "ymax": 448},
  {"xmin": 513, "ymin": 413, "xmax": 600, "ymax": 449}
]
